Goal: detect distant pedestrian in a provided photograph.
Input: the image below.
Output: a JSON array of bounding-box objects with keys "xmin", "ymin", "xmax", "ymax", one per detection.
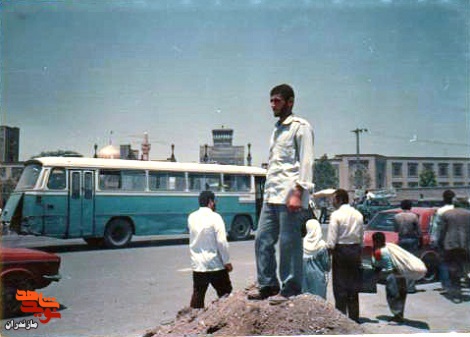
[
  {"xmin": 302, "ymin": 218, "xmax": 330, "ymax": 299},
  {"xmin": 247, "ymin": 84, "xmax": 315, "ymax": 305},
  {"xmin": 436, "ymin": 206, "xmax": 470, "ymax": 303},
  {"xmin": 188, "ymin": 191, "xmax": 233, "ymax": 309},
  {"xmin": 326, "ymin": 189, "xmax": 364, "ymax": 323},
  {"xmin": 371, "ymin": 232, "xmax": 408, "ymax": 323},
  {"xmin": 394, "ymin": 199, "xmax": 421, "ymax": 293},
  {"xmin": 319, "ymin": 198, "xmax": 328, "ymax": 224},
  {"xmin": 430, "ymin": 190, "xmax": 456, "ymax": 291}
]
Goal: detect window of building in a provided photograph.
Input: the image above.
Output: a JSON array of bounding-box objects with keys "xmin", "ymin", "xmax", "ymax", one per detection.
[
  {"xmin": 423, "ymin": 163, "xmax": 434, "ymax": 171},
  {"xmin": 392, "ymin": 182, "xmax": 403, "ymax": 189},
  {"xmin": 408, "ymin": 182, "xmax": 419, "ymax": 188},
  {"xmin": 439, "ymin": 182, "xmax": 449, "ymax": 187},
  {"xmin": 392, "ymin": 163, "xmax": 402, "ymax": 177},
  {"xmin": 149, "ymin": 171, "xmax": 186, "ymax": 191},
  {"xmin": 453, "ymin": 163, "xmax": 463, "ymax": 177},
  {"xmin": 407, "ymin": 162, "xmax": 418, "ymax": 177},
  {"xmin": 438, "ymin": 163, "xmax": 449, "ymax": 177},
  {"xmin": 454, "ymin": 182, "xmax": 465, "ymax": 187}
]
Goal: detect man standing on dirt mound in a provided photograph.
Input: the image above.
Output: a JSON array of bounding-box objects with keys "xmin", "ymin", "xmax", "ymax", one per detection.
[{"xmin": 248, "ymin": 84, "xmax": 315, "ymax": 304}]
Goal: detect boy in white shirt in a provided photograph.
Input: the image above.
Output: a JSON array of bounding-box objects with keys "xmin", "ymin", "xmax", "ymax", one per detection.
[{"xmin": 188, "ymin": 190, "xmax": 233, "ymax": 308}]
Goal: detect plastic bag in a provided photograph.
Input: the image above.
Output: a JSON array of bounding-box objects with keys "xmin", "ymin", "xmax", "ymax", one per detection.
[{"xmin": 386, "ymin": 242, "xmax": 427, "ymax": 281}]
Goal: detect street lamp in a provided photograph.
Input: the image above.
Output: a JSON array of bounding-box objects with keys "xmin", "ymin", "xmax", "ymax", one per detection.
[{"xmin": 351, "ymin": 128, "xmax": 368, "ymax": 189}]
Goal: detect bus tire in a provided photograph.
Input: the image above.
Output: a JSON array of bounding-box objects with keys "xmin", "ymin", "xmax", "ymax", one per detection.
[
  {"xmin": 420, "ymin": 250, "xmax": 440, "ymax": 283},
  {"xmin": 229, "ymin": 215, "xmax": 252, "ymax": 241},
  {"xmin": 104, "ymin": 218, "xmax": 133, "ymax": 249}
]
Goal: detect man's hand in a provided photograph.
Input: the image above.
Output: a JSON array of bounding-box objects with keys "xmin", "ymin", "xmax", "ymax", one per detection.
[
  {"xmin": 286, "ymin": 187, "xmax": 302, "ymax": 212},
  {"xmin": 225, "ymin": 263, "xmax": 233, "ymax": 272}
]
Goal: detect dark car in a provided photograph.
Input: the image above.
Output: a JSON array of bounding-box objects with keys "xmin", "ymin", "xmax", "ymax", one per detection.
[
  {"xmin": 362, "ymin": 207, "xmax": 439, "ymax": 282},
  {"xmin": 356, "ymin": 197, "xmax": 396, "ymax": 223},
  {"xmin": 0, "ymin": 247, "xmax": 61, "ymax": 316}
]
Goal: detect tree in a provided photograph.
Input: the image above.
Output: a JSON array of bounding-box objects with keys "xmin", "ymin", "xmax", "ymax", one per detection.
[
  {"xmin": 314, "ymin": 154, "xmax": 339, "ymax": 191},
  {"xmin": 419, "ymin": 168, "xmax": 437, "ymax": 187},
  {"xmin": 31, "ymin": 150, "xmax": 83, "ymax": 159}
]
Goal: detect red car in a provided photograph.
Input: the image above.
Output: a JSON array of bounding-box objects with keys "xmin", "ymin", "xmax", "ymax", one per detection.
[
  {"xmin": 363, "ymin": 207, "xmax": 439, "ymax": 282},
  {"xmin": 1, "ymin": 247, "xmax": 61, "ymax": 316}
]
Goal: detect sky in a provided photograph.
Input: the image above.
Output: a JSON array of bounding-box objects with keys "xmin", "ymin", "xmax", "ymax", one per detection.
[{"xmin": 1, "ymin": 0, "xmax": 469, "ymax": 166}]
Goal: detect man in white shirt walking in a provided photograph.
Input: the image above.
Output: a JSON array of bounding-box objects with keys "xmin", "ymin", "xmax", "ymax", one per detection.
[
  {"xmin": 188, "ymin": 190, "xmax": 233, "ymax": 309},
  {"xmin": 326, "ymin": 189, "xmax": 364, "ymax": 323}
]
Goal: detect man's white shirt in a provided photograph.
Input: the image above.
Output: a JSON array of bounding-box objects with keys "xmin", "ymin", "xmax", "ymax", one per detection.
[{"xmin": 188, "ymin": 207, "xmax": 230, "ymax": 272}]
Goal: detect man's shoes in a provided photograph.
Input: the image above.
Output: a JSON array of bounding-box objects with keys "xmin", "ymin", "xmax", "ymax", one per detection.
[
  {"xmin": 247, "ymin": 286, "xmax": 280, "ymax": 300},
  {"xmin": 390, "ymin": 314, "xmax": 404, "ymax": 323},
  {"xmin": 268, "ymin": 294, "xmax": 289, "ymax": 305}
]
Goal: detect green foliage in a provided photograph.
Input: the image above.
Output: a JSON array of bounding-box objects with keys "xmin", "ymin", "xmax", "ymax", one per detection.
[
  {"xmin": 314, "ymin": 154, "xmax": 339, "ymax": 190},
  {"xmin": 31, "ymin": 150, "xmax": 83, "ymax": 159},
  {"xmin": 419, "ymin": 168, "xmax": 437, "ymax": 187}
]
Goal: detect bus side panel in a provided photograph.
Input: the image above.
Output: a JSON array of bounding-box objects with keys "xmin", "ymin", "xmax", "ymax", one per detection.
[
  {"xmin": 41, "ymin": 193, "xmax": 68, "ymax": 238},
  {"xmin": 217, "ymin": 195, "xmax": 258, "ymax": 231},
  {"xmin": 93, "ymin": 194, "xmax": 199, "ymax": 236},
  {"xmin": 19, "ymin": 194, "xmax": 46, "ymax": 235}
]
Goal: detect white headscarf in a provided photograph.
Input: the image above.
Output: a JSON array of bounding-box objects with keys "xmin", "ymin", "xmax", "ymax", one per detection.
[{"xmin": 303, "ymin": 219, "xmax": 326, "ymax": 256}]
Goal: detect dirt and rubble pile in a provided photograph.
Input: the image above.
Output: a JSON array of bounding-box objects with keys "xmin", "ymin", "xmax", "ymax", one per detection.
[{"xmin": 144, "ymin": 287, "xmax": 367, "ymax": 336}]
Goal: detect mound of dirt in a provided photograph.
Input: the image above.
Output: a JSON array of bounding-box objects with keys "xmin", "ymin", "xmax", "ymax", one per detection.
[{"xmin": 144, "ymin": 287, "xmax": 367, "ymax": 336}]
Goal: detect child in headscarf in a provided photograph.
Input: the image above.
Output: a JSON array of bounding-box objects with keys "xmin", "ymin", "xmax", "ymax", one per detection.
[{"xmin": 302, "ymin": 218, "xmax": 330, "ymax": 299}]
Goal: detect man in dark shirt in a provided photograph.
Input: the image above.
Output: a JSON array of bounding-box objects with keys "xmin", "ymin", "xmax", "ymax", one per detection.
[{"xmin": 394, "ymin": 199, "xmax": 421, "ymax": 293}]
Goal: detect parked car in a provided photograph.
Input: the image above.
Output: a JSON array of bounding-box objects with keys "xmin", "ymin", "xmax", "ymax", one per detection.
[
  {"xmin": 0, "ymin": 247, "xmax": 61, "ymax": 317},
  {"xmin": 362, "ymin": 207, "xmax": 439, "ymax": 282},
  {"xmin": 356, "ymin": 197, "xmax": 396, "ymax": 223}
]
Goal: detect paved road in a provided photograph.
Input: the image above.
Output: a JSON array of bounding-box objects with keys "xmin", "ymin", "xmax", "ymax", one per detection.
[{"xmin": 1, "ymin": 234, "xmax": 470, "ymax": 336}]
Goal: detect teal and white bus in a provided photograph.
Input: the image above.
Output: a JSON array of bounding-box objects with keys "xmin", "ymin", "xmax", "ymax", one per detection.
[{"xmin": 1, "ymin": 157, "xmax": 266, "ymax": 248}]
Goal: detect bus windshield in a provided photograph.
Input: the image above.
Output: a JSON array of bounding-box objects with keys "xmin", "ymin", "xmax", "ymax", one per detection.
[{"xmin": 15, "ymin": 164, "xmax": 42, "ymax": 191}]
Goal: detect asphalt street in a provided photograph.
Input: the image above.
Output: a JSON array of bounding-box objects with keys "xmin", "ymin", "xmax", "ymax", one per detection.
[{"xmin": 1, "ymin": 233, "xmax": 470, "ymax": 337}]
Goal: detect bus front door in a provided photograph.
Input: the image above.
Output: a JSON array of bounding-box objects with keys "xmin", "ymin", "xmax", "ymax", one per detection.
[{"xmin": 68, "ymin": 170, "xmax": 95, "ymax": 237}]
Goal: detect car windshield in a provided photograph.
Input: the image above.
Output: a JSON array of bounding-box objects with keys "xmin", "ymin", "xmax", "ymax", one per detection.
[
  {"xmin": 15, "ymin": 164, "xmax": 42, "ymax": 191},
  {"xmin": 366, "ymin": 212, "xmax": 398, "ymax": 231}
]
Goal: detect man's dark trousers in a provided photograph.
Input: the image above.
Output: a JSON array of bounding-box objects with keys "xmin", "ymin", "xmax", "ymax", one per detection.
[{"xmin": 332, "ymin": 244, "xmax": 362, "ymax": 322}]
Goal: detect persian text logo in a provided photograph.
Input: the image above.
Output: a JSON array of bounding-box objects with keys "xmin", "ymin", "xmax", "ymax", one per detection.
[{"xmin": 4, "ymin": 289, "xmax": 62, "ymax": 330}]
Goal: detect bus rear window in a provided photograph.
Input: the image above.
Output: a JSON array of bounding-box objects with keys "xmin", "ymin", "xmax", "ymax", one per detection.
[{"xmin": 15, "ymin": 164, "xmax": 42, "ymax": 190}]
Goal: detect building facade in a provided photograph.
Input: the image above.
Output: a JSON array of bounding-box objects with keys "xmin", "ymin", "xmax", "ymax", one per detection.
[
  {"xmin": 330, "ymin": 154, "xmax": 470, "ymax": 191},
  {"xmin": 199, "ymin": 128, "xmax": 245, "ymax": 165},
  {"xmin": 0, "ymin": 126, "xmax": 20, "ymax": 163}
]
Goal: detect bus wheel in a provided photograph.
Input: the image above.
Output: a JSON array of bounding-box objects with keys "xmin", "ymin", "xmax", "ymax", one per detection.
[
  {"xmin": 104, "ymin": 219, "xmax": 133, "ymax": 248},
  {"xmin": 420, "ymin": 250, "xmax": 439, "ymax": 283},
  {"xmin": 229, "ymin": 216, "xmax": 252, "ymax": 241}
]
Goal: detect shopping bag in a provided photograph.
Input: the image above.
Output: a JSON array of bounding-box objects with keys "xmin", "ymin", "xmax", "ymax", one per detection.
[{"xmin": 386, "ymin": 242, "xmax": 427, "ymax": 281}]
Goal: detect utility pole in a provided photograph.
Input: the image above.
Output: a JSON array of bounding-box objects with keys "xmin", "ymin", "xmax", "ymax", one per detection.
[{"xmin": 351, "ymin": 128, "xmax": 368, "ymax": 189}]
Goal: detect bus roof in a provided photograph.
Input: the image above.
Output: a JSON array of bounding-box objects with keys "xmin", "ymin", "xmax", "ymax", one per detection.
[{"xmin": 27, "ymin": 157, "xmax": 267, "ymax": 175}]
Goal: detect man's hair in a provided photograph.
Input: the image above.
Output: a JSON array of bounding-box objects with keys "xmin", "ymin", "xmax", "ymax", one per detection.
[
  {"xmin": 400, "ymin": 199, "xmax": 413, "ymax": 211},
  {"xmin": 372, "ymin": 231, "xmax": 386, "ymax": 248},
  {"xmin": 442, "ymin": 189, "xmax": 455, "ymax": 204},
  {"xmin": 334, "ymin": 189, "xmax": 349, "ymax": 205},
  {"xmin": 270, "ymin": 84, "xmax": 295, "ymax": 102},
  {"xmin": 199, "ymin": 190, "xmax": 215, "ymax": 207}
]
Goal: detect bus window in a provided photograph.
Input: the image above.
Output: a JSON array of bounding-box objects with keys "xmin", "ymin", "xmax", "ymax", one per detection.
[
  {"xmin": 223, "ymin": 174, "xmax": 250, "ymax": 192},
  {"xmin": 47, "ymin": 168, "xmax": 67, "ymax": 190},
  {"xmin": 149, "ymin": 172, "xmax": 185, "ymax": 191},
  {"xmin": 188, "ymin": 173, "xmax": 221, "ymax": 191},
  {"xmin": 15, "ymin": 164, "xmax": 42, "ymax": 190},
  {"xmin": 99, "ymin": 170, "xmax": 121, "ymax": 190},
  {"xmin": 121, "ymin": 170, "xmax": 146, "ymax": 191}
]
